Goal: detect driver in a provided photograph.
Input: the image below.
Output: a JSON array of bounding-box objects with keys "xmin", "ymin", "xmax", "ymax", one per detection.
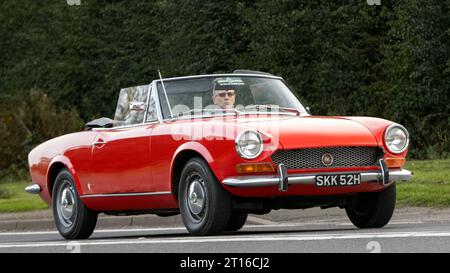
[{"xmin": 212, "ymin": 78, "xmax": 238, "ymax": 109}]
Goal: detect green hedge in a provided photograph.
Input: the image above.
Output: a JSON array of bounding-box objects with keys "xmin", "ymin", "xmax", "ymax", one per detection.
[{"xmin": 0, "ymin": 0, "xmax": 449, "ymax": 175}]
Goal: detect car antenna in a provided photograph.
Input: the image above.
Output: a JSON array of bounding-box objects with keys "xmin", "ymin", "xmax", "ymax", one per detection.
[{"xmin": 158, "ymin": 69, "xmax": 173, "ymax": 119}]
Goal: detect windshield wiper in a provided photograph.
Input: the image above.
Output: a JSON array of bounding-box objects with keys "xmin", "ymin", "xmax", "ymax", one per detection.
[
  {"xmin": 276, "ymin": 106, "xmax": 301, "ymax": 115},
  {"xmin": 172, "ymin": 105, "xmax": 301, "ymax": 120},
  {"xmin": 237, "ymin": 105, "xmax": 301, "ymax": 115},
  {"xmin": 173, "ymin": 108, "xmax": 240, "ymax": 119}
]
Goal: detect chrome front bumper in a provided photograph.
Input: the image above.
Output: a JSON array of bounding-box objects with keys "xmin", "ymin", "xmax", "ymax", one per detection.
[
  {"xmin": 222, "ymin": 159, "xmax": 412, "ymax": 192},
  {"xmin": 25, "ymin": 184, "xmax": 41, "ymax": 194}
]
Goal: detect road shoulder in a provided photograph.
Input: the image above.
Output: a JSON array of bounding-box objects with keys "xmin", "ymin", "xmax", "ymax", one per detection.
[{"xmin": 1, "ymin": 206, "xmax": 450, "ymax": 232}]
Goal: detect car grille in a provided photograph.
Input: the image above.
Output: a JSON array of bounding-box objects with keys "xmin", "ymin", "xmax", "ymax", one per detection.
[{"xmin": 270, "ymin": 146, "xmax": 383, "ymax": 169}]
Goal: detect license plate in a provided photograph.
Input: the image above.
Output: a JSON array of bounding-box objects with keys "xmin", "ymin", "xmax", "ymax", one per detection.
[{"xmin": 315, "ymin": 173, "xmax": 361, "ymax": 187}]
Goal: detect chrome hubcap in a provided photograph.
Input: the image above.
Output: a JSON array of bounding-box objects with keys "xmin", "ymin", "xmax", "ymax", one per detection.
[
  {"xmin": 187, "ymin": 178, "xmax": 206, "ymax": 217},
  {"xmin": 57, "ymin": 181, "xmax": 76, "ymax": 227}
]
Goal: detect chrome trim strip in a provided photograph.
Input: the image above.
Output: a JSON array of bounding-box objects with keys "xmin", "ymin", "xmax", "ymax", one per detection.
[
  {"xmin": 152, "ymin": 79, "xmax": 165, "ymax": 122},
  {"xmin": 158, "ymin": 73, "xmax": 282, "ymax": 82},
  {"xmin": 158, "ymin": 71, "xmax": 174, "ymax": 118},
  {"xmin": 80, "ymin": 191, "xmax": 172, "ymax": 199},
  {"xmin": 278, "ymin": 163, "xmax": 288, "ymax": 192},
  {"xmin": 379, "ymin": 159, "xmax": 386, "ymax": 185},
  {"xmin": 222, "ymin": 169, "xmax": 412, "ymax": 188},
  {"xmin": 223, "ymin": 176, "xmax": 279, "ymax": 187},
  {"xmin": 92, "ymin": 120, "xmax": 160, "ymax": 131},
  {"xmin": 142, "ymin": 83, "xmax": 152, "ymax": 123},
  {"xmin": 25, "ymin": 184, "xmax": 41, "ymax": 194},
  {"xmin": 379, "ymin": 159, "xmax": 390, "ymax": 185},
  {"xmin": 389, "ymin": 169, "xmax": 413, "ymax": 182}
]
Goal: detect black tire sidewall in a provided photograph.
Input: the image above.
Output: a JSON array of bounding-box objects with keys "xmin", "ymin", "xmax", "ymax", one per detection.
[
  {"xmin": 178, "ymin": 158, "xmax": 231, "ymax": 235},
  {"xmin": 225, "ymin": 211, "xmax": 248, "ymax": 232},
  {"xmin": 346, "ymin": 183, "xmax": 396, "ymax": 228},
  {"xmin": 52, "ymin": 169, "xmax": 97, "ymax": 239}
]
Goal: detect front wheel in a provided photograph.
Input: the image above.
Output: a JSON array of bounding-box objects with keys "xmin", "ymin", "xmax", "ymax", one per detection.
[
  {"xmin": 345, "ymin": 183, "xmax": 396, "ymax": 228},
  {"xmin": 178, "ymin": 158, "xmax": 232, "ymax": 235},
  {"xmin": 225, "ymin": 211, "xmax": 248, "ymax": 232},
  {"xmin": 52, "ymin": 169, "xmax": 98, "ymax": 239}
]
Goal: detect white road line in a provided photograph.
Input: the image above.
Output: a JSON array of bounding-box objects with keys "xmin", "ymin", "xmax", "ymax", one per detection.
[
  {"xmin": 0, "ymin": 227, "xmax": 187, "ymax": 236},
  {"xmin": 0, "ymin": 221, "xmax": 426, "ymax": 236},
  {"xmin": 0, "ymin": 224, "xmax": 308, "ymax": 236},
  {"xmin": 1, "ymin": 231, "xmax": 450, "ymax": 249}
]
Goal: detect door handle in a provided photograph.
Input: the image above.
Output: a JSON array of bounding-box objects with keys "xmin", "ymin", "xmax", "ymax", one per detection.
[{"xmin": 93, "ymin": 139, "xmax": 107, "ymax": 146}]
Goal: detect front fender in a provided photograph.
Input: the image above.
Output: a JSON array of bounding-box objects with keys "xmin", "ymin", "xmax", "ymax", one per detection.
[
  {"xmin": 171, "ymin": 141, "xmax": 215, "ymax": 172},
  {"xmin": 342, "ymin": 117, "xmax": 394, "ymax": 146},
  {"xmin": 47, "ymin": 155, "xmax": 84, "ymax": 196},
  {"xmin": 173, "ymin": 141, "xmax": 214, "ymax": 164},
  {"xmin": 169, "ymin": 141, "xmax": 217, "ymax": 193}
]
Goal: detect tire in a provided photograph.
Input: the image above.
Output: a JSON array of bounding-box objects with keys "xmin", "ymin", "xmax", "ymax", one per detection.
[
  {"xmin": 178, "ymin": 157, "xmax": 232, "ymax": 235},
  {"xmin": 225, "ymin": 211, "xmax": 248, "ymax": 232},
  {"xmin": 345, "ymin": 183, "xmax": 396, "ymax": 228},
  {"xmin": 52, "ymin": 169, "xmax": 98, "ymax": 239}
]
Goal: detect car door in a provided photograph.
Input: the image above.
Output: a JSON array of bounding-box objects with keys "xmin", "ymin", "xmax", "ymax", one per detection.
[
  {"xmin": 88, "ymin": 84, "xmax": 157, "ymax": 195},
  {"xmin": 89, "ymin": 124, "xmax": 155, "ymax": 194}
]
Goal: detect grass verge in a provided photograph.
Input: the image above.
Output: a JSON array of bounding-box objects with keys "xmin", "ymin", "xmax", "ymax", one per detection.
[
  {"xmin": 0, "ymin": 181, "xmax": 48, "ymax": 213},
  {"xmin": 397, "ymin": 159, "xmax": 450, "ymax": 207},
  {"xmin": 0, "ymin": 159, "xmax": 448, "ymax": 213}
]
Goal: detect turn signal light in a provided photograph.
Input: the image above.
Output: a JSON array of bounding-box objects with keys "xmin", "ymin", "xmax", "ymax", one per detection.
[
  {"xmin": 236, "ymin": 163, "xmax": 274, "ymax": 174},
  {"xmin": 385, "ymin": 158, "xmax": 406, "ymax": 168}
]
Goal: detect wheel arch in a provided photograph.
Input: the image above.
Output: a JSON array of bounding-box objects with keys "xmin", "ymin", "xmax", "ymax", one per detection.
[
  {"xmin": 47, "ymin": 156, "xmax": 82, "ymax": 198},
  {"xmin": 170, "ymin": 142, "xmax": 215, "ymax": 199}
]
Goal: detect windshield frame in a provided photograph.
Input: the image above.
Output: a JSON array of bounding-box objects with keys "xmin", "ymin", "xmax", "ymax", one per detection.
[{"xmin": 154, "ymin": 74, "xmax": 309, "ymax": 121}]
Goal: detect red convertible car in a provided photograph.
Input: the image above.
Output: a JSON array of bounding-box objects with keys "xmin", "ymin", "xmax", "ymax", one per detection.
[{"xmin": 26, "ymin": 70, "xmax": 412, "ymax": 239}]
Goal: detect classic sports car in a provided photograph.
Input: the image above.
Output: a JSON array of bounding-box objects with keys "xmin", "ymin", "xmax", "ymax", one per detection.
[{"xmin": 26, "ymin": 70, "xmax": 412, "ymax": 239}]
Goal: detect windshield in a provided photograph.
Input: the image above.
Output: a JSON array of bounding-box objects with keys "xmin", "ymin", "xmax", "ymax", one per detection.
[{"xmin": 157, "ymin": 75, "xmax": 307, "ymax": 119}]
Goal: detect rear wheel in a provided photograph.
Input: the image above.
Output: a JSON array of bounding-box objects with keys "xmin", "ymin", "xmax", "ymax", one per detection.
[
  {"xmin": 52, "ymin": 169, "xmax": 98, "ymax": 239},
  {"xmin": 345, "ymin": 183, "xmax": 396, "ymax": 228},
  {"xmin": 178, "ymin": 158, "xmax": 232, "ymax": 235},
  {"xmin": 225, "ymin": 211, "xmax": 248, "ymax": 232}
]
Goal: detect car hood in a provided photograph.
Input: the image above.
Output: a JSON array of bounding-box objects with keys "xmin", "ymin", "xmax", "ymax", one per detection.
[{"xmin": 233, "ymin": 115, "xmax": 379, "ymax": 149}]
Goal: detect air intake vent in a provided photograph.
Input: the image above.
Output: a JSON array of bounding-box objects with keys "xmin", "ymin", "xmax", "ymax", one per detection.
[{"xmin": 271, "ymin": 146, "xmax": 383, "ymax": 169}]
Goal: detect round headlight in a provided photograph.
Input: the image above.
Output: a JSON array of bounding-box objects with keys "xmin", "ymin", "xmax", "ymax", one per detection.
[
  {"xmin": 384, "ymin": 124, "xmax": 409, "ymax": 154},
  {"xmin": 235, "ymin": 130, "xmax": 263, "ymax": 159}
]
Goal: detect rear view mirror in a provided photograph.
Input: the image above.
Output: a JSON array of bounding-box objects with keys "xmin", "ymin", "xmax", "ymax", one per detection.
[{"xmin": 85, "ymin": 117, "xmax": 114, "ymax": 130}]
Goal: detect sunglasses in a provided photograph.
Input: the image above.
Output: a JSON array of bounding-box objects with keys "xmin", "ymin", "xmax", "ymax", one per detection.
[{"xmin": 215, "ymin": 91, "xmax": 235, "ymax": 98}]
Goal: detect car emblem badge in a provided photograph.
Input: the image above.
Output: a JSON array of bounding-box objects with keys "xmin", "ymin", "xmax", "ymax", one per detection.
[{"xmin": 322, "ymin": 153, "xmax": 333, "ymax": 166}]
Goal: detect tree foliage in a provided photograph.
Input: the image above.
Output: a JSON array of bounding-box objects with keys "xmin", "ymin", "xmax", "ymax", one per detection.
[
  {"xmin": 0, "ymin": 0, "xmax": 448, "ymax": 176},
  {"xmin": 0, "ymin": 90, "xmax": 83, "ymax": 179}
]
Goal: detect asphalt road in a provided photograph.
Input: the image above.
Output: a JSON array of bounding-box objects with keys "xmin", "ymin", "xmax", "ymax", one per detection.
[{"xmin": 1, "ymin": 220, "xmax": 450, "ymax": 253}]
